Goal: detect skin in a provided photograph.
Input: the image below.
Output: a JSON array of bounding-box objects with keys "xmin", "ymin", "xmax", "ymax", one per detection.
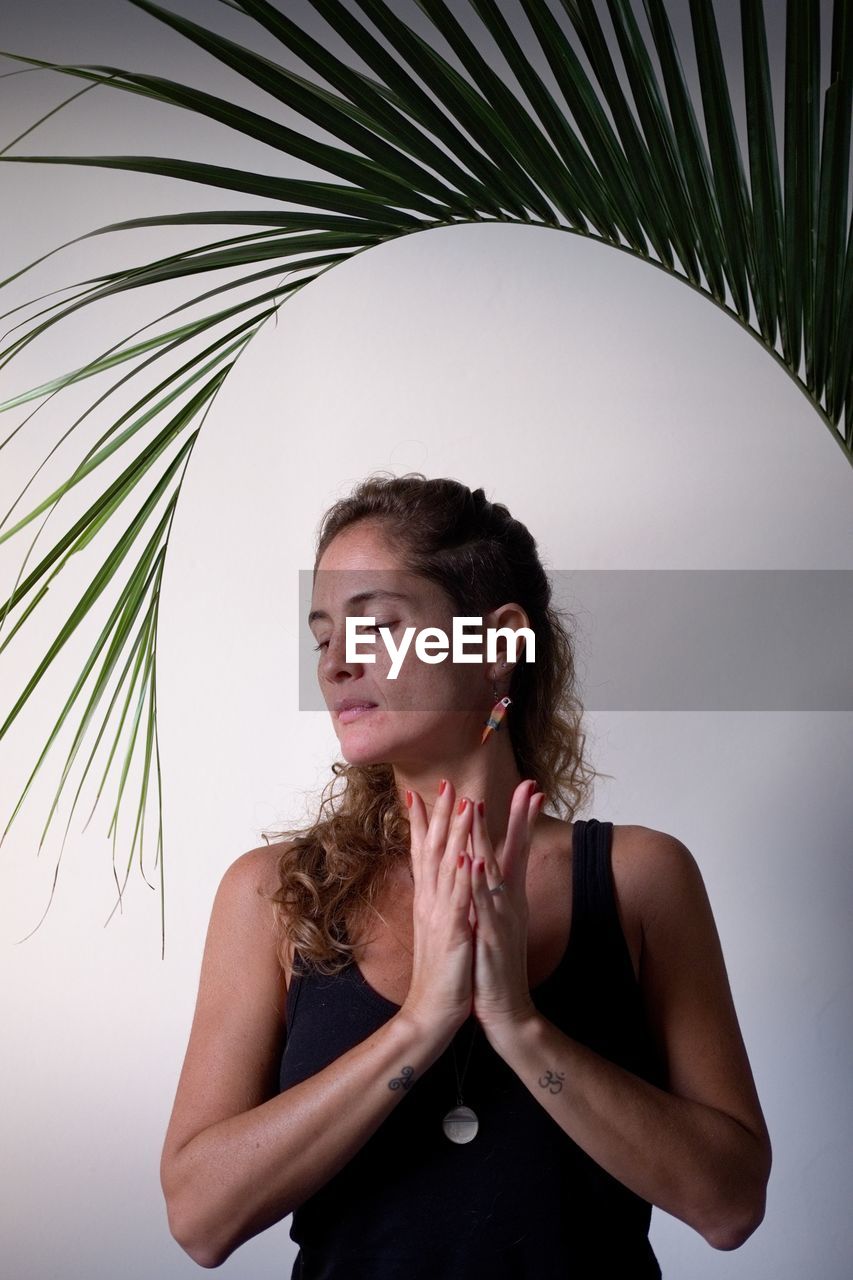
[
  {"xmin": 310, "ymin": 519, "xmax": 539, "ymax": 867},
  {"xmin": 309, "ymin": 519, "xmax": 547, "ymax": 1028},
  {"xmin": 309, "ymin": 527, "xmax": 772, "ymax": 1249},
  {"xmin": 157, "ymin": 524, "xmax": 770, "ymax": 1268}
]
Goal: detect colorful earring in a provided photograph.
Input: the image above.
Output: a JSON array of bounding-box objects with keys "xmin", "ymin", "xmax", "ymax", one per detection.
[{"xmin": 481, "ymin": 677, "xmax": 512, "ymax": 745}]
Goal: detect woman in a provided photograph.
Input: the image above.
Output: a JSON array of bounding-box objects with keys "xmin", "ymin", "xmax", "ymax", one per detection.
[{"xmin": 159, "ymin": 473, "xmax": 772, "ymax": 1276}]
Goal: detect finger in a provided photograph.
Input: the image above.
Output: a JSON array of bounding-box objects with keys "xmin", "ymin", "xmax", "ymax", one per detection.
[
  {"xmin": 469, "ymin": 851, "xmax": 496, "ymax": 926},
  {"xmin": 405, "ymin": 787, "xmax": 426, "ymax": 890},
  {"xmin": 406, "ymin": 785, "xmax": 447, "ymax": 894},
  {"xmin": 515, "ymin": 788, "xmax": 545, "ymax": 883},
  {"xmin": 470, "ymin": 799, "xmax": 504, "ymax": 890},
  {"xmin": 436, "ymin": 795, "xmax": 475, "ymax": 902},
  {"xmin": 453, "ymin": 849, "xmax": 473, "ymax": 916},
  {"xmin": 526, "ymin": 790, "xmax": 546, "ymax": 841},
  {"xmin": 528, "ymin": 790, "xmax": 546, "ymax": 829},
  {"xmin": 420, "ymin": 778, "xmax": 457, "ymax": 895},
  {"xmin": 501, "ymin": 780, "xmax": 538, "ymax": 887}
]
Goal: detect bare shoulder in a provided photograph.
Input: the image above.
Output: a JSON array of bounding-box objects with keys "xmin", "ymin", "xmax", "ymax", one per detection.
[
  {"xmin": 610, "ymin": 823, "xmax": 699, "ymax": 938},
  {"xmin": 232, "ymin": 842, "xmax": 295, "ymax": 976},
  {"xmin": 201, "ymin": 842, "xmax": 291, "ymax": 1010},
  {"xmin": 608, "ymin": 823, "xmax": 708, "ymax": 985},
  {"xmin": 235, "ymin": 841, "xmax": 289, "ymax": 900}
]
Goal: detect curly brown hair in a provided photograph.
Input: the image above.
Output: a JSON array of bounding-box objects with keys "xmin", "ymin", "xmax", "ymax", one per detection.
[{"xmin": 260, "ymin": 471, "xmax": 609, "ymax": 977}]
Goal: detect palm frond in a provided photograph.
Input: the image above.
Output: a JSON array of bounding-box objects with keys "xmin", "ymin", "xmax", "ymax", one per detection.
[{"xmin": 0, "ymin": 0, "xmax": 848, "ymax": 955}]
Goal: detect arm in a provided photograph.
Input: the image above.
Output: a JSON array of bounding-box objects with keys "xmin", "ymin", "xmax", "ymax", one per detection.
[
  {"xmin": 168, "ymin": 1007, "xmax": 448, "ymax": 1269},
  {"xmin": 160, "ymin": 848, "xmax": 452, "ymax": 1269},
  {"xmin": 483, "ymin": 829, "xmax": 772, "ymax": 1252}
]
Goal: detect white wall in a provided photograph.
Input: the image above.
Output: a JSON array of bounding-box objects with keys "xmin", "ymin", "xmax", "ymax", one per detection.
[{"xmin": 1, "ymin": 2, "xmax": 851, "ymax": 1277}]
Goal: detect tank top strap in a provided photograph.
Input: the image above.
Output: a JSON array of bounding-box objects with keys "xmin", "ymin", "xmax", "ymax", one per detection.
[
  {"xmin": 573, "ymin": 817, "xmax": 614, "ymax": 931},
  {"xmin": 572, "ymin": 817, "xmax": 636, "ymax": 988},
  {"xmin": 285, "ymin": 945, "xmax": 308, "ymax": 1033}
]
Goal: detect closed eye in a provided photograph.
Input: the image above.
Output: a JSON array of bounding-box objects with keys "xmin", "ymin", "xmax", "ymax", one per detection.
[{"xmin": 313, "ymin": 622, "xmax": 395, "ymax": 652}]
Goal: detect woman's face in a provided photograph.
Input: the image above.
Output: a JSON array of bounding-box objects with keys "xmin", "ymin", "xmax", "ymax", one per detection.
[{"xmin": 309, "ymin": 522, "xmax": 489, "ymax": 768}]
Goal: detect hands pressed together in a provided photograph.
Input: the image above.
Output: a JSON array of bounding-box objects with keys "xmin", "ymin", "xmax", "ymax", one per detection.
[{"xmin": 404, "ymin": 777, "xmax": 546, "ymax": 1042}]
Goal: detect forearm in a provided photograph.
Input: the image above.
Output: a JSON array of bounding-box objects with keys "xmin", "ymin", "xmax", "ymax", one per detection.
[
  {"xmin": 486, "ymin": 1012, "xmax": 765, "ymax": 1251},
  {"xmin": 166, "ymin": 1010, "xmax": 451, "ymax": 1268}
]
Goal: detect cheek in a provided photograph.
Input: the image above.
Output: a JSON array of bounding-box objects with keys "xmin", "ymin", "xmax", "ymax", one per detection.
[
  {"xmin": 417, "ymin": 666, "xmax": 479, "ymax": 719},
  {"xmin": 378, "ymin": 664, "xmax": 452, "ymax": 715},
  {"xmin": 376, "ymin": 640, "xmax": 480, "ymax": 710}
]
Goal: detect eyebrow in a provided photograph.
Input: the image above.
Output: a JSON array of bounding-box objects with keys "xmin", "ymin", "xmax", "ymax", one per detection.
[{"xmin": 308, "ymin": 590, "xmax": 413, "ymax": 628}]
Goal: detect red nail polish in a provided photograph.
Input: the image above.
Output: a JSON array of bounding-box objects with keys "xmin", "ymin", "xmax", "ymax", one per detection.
[
  {"xmin": 439, "ymin": 778, "xmax": 447, "ymax": 795},
  {"xmin": 458, "ymin": 797, "xmax": 468, "ymax": 814},
  {"xmin": 477, "ymin": 800, "xmax": 485, "ymax": 816},
  {"xmin": 405, "ymin": 789, "xmax": 412, "ymax": 808}
]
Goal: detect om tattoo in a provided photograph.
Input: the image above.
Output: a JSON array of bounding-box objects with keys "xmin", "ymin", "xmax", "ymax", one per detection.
[{"xmin": 538, "ymin": 1068, "xmax": 565, "ymax": 1094}]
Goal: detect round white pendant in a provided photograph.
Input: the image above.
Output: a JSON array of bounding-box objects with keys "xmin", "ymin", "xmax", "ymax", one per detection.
[{"xmin": 442, "ymin": 1104, "xmax": 478, "ymax": 1143}]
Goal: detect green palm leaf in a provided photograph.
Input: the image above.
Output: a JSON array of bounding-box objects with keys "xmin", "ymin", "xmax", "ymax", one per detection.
[{"xmin": 0, "ymin": 0, "xmax": 849, "ymax": 956}]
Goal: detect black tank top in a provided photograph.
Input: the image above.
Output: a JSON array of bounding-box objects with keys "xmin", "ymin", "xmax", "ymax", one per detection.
[{"xmin": 279, "ymin": 818, "xmax": 667, "ymax": 1279}]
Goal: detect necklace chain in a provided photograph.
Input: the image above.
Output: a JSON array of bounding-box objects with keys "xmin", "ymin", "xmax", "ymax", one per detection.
[{"xmin": 451, "ymin": 1017, "xmax": 479, "ymax": 1105}]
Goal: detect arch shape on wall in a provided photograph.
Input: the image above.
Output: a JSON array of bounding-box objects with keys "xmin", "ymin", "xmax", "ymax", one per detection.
[{"xmin": 0, "ymin": 0, "xmax": 849, "ymax": 950}]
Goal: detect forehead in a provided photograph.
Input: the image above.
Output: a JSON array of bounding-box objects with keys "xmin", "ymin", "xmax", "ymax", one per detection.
[
  {"xmin": 310, "ymin": 526, "xmax": 445, "ymax": 622},
  {"xmin": 315, "ymin": 522, "xmax": 399, "ymax": 572}
]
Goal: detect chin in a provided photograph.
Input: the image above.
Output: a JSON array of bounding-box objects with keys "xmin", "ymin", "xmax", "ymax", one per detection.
[
  {"xmin": 337, "ymin": 726, "xmax": 415, "ymax": 769},
  {"xmin": 340, "ymin": 745, "xmax": 385, "ymax": 767},
  {"xmin": 335, "ymin": 729, "xmax": 386, "ymax": 764}
]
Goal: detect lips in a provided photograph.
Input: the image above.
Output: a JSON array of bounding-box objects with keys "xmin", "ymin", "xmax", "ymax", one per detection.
[
  {"xmin": 334, "ymin": 697, "xmax": 378, "ymax": 722},
  {"xmin": 337, "ymin": 702, "xmax": 378, "ymax": 724}
]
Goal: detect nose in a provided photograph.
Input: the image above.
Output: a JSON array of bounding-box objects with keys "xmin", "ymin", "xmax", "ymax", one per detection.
[{"xmin": 318, "ymin": 629, "xmax": 367, "ymax": 684}]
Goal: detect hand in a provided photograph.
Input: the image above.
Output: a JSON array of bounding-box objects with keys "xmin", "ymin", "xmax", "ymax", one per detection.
[
  {"xmin": 468, "ymin": 779, "xmax": 546, "ymax": 1038},
  {"xmin": 401, "ymin": 779, "xmax": 477, "ymax": 1044}
]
